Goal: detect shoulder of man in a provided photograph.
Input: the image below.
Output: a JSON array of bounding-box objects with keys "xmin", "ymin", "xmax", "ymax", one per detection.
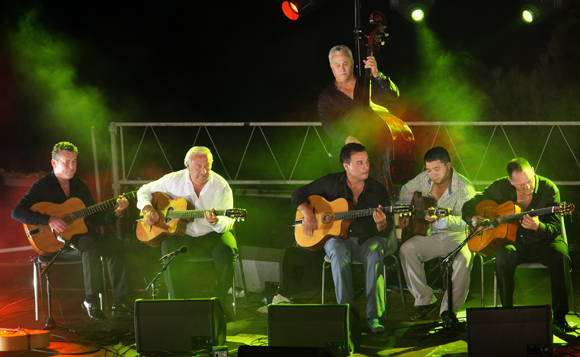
[
  {"xmin": 210, "ymin": 170, "xmax": 231, "ymax": 187},
  {"xmin": 535, "ymin": 174, "xmax": 559, "ymax": 192}
]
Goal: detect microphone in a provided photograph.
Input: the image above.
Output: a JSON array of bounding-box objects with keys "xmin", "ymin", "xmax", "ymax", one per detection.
[
  {"xmin": 472, "ymin": 218, "xmax": 502, "ymax": 230},
  {"xmin": 159, "ymin": 246, "xmax": 188, "ymax": 261},
  {"xmin": 57, "ymin": 235, "xmax": 77, "ymax": 251}
]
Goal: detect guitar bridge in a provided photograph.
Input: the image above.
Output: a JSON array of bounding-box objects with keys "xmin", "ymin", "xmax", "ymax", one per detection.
[{"xmin": 26, "ymin": 226, "xmax": 44, "ymax": 237}]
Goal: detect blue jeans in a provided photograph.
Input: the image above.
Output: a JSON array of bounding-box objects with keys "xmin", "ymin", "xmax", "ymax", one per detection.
[{"xmin": 324, "ymin": 236, "xmax": 387, "ymax": 321}]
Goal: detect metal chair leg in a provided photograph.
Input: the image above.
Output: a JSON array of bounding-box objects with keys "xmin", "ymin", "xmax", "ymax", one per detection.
[
  {"xmin": 33, "ymin": 258, "xmax": 40, "ymax": 321},
  {"xmin": 480, "ymin": 254, "xmax": 485, "ymax": 307},
  {"xmin": 236, "ymin": 253, "xmax": 249, "ymax": 307},
  {"xmin": 321, "ymin": 260, "xmax": 328, "ymax": 304}
]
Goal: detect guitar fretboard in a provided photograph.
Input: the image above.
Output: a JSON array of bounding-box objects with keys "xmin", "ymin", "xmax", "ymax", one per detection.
[
  {"xmin": 168, "ymin": 210, "xmax": 227, "ymax": 219},
  {"xmin": 502, "ymin": 206, "xmax": 558, "ymax": 224},
  {"xmin": 72, "ymin": 191, "xmax": 138, "ymax": 220},
  {"xmin": 334, "ymin": 206, "xmax": 405, "ymax": 221}
]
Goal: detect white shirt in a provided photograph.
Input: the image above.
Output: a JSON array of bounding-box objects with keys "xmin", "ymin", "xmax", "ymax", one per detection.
[{"xmin": 137, "ymin": 169, "xmax": 235, "ymax": 237}]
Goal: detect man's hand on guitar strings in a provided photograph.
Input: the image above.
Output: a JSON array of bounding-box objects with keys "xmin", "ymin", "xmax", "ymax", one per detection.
[
  {"xmin": 48, "ymin": 216, "xmax": 67, "ymax": 233},
  {"xmin": 142, "ymin": 206, "xmax": 160, "ymax": 226}
]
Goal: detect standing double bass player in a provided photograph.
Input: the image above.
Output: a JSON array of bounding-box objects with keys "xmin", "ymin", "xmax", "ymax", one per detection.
[
  {"xmin": 318, "ymin": 44, "xmax": 399, "ymax": 173},
  {"xmin": 318, "ymin": 13, "xmax": 414, "ymax": 200}
]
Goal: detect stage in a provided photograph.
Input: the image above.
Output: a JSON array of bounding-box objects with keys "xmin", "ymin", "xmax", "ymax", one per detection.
[{"xmin": 0, "ymin": 245, "xmax": 579, "ymax": 357}]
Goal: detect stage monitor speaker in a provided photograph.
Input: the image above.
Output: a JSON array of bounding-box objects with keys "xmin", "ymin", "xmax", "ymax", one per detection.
[
  {"xmin": 267, "ymin": 304, "xmax": 360, "ymax": 357},
  {"xmin": 279, "ymin": 246, "xmax": 323, "ymax": 295},
  {"xmin": 134, "ymin": 298, "xmax": 226, "ymax": 355},
  {"xmin": 238, "ymin": 345, "xmax": 336, "ymax": 357},
  {"xmin": 466, "ymin": 305, "xmax": 552, "ymax": 357}
]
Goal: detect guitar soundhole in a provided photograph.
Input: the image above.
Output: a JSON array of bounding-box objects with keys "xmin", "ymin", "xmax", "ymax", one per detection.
[
  {"xmin": 62, "ymin": 214, "xmax": 75, "ymax": 224},
  {"xmin": 164, "ymin": 207, "xmax": 174, "ymax": 224},
  {"xmin": 321, "ymin": 213, "xmax": 333, "ymax": 224}
]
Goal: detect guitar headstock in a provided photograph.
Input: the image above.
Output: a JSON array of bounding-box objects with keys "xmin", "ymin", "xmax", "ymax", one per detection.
[
  {"xmin": 226, "ymin": 208, "xmax": 247, "ymax": 221},
  {"xmin": 429, "ymin": 207, "xmax": 451, "ymax": 218},
  {"xmin": 393, "ymin": 204, "xmax": 413, "ymax": 214},
  {"xmin": 556, "ymin": 202, "xmax": 575, "ymax": 216}
]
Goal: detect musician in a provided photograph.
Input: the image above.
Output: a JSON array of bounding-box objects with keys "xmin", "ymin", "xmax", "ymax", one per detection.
[
  {"xmin": 12, "ymin": 141, "xmax": 133, "ymax": 321},
  {"xmin": 398, "ymin": 147, "xmax": 475, "ymax": 322},
  {"xmin": 462, "ymin": 158, "xmax": 574, "ymax": 333},
  {"xmin": 137, "ymin": 146, "xmax": 237, "ymax": 305},
  {"xmin": 292, "ymin": 143, "xmax": 393, "ymax": 333},
  {"xmin": 318, "ymin": 45, "xmax": 399, "ymax": 170}
]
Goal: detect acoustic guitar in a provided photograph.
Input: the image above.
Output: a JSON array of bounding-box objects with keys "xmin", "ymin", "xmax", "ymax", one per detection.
[
  {"xmin": 24, "ymin": 190, "xmax": 138, "ymax": 256},
  {"xmin": 468, "ymin": 200, "xmax": 575, "ymax": 257},
  {"xmin": 294, "ymin": 195, "xmax": 412, "ymax": 251},
  {"xmin": 401, "ymin": 191, "xmax": 451, "ymax": 242},
  {"xmin": 0, "ymin": 328, "xmax": 49, "ymax": 351},
  {"xmin": 135, "ymin": 192, "xmax": 247, "ymax": 247}
]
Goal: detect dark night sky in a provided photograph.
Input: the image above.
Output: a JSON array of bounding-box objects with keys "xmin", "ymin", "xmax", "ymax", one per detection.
[{"xmin": 0, "ymin": 0, "xmax": 577, "ymax": 172}]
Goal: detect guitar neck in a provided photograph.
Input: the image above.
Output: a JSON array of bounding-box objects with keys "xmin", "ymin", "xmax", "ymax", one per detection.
[
  {"xmin": 73, "ymin": 191, "xmax": 137, "ymax": 220},
  {"xmin": 169, "ymin": 210, "xmax": 228, "ymax": 219},
  {"xmin": 502, "ymin": 206, "xmax": 557, "ymax": 224},
  {"xmin": 335, "ymin": 206, "xmax": 397, "ymax": 221}
]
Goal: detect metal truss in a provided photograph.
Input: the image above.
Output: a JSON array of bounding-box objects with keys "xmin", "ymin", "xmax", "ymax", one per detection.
[{"xmin": 109, "ymin": 121, "xmax": 580, "ymax": 197}]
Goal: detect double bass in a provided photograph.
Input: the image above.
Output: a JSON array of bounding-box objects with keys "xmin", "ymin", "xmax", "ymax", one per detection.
[{"xmin": 354, "ymin": 12, "xmax": 415, "ymax": 200}]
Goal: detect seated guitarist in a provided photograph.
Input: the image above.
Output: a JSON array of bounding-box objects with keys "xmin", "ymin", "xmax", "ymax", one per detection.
[
  {"xmin": 397, "ymin": 147, "xmax": 475, "ymax": 323},
  {"xmin": 462, "ymin": 157, "xmax": 575, "ymax": 334},
  {"xmin": 137, "ymin": 146, "xmax": 237, "ymax": 305},
  {"xmin": 292, "ymin": 143, "xmax": 393, "ymax": 334},
  {"xmin": 12, "ymin": 141, "xmax": 133, "ymax": 321}
]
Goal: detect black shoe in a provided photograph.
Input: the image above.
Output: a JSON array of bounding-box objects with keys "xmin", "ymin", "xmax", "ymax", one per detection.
[
  {"xmin": 554, "ymin": 318, "xmax": 577, "ymax": 334},
  {"xmin": 411, "ymin": 302, "xmax": 438, "ymax": 321},
  {"xmin": 111, "ymin": 301, "xmax": 134, "ymax": 316},
  {"xmin": 82, "ymin": 301, "xmax": 107, "ymax": 321},
  {"xmin": 440, "ymin": 310, "xmax": 459, "ymax": 326}
]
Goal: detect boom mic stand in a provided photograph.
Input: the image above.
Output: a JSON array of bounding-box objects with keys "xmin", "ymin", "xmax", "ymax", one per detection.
[
  {"xmin": 145, "ymin": 255, "xmax": 179, "ymax": 299},
  {"xmin": 416, "ymin": 226, "xmax": 485, "ymax": 341}
]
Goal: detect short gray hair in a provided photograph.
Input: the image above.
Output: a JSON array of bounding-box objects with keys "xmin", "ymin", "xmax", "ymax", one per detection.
[
  {"xmin": 328, "ymin": 45, "xmax": 353, "ymax": 63},
  {"xmin": 52, "ymin": 141, "xmax": 78, "ymax": 160},
  {"xmin": 184, "ymin": 146, "xmax": 213, "ymax": 167}
]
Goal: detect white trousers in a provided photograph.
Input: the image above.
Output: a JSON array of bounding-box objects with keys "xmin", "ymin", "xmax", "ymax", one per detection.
[{"xmin": 399, "ymin": 233, "xmax": 474, "ymax": 314}]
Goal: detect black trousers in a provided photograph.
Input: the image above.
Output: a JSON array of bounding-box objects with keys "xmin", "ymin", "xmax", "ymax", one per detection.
[
  {"xmin": 495, "ymin": 238, "xmax": 570, "ymax": 319},
  {"xmin": 161, "ymin": 231, "xmax": 237, "ymax": 303},
  {"xmin": 70, "ymin": 232, "xmax": 132, "ymax": 299}
]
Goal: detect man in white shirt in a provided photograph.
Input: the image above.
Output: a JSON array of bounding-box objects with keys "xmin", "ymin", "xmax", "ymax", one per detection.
[{"xmin": 137, "ymin": 146, "xmax": 237, "ymax": 303}]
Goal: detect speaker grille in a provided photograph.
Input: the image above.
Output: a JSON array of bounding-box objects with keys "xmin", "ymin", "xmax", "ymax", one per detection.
[{"xmin": 135, "ymin": 298, "xmax": 226, "ymax": 354}]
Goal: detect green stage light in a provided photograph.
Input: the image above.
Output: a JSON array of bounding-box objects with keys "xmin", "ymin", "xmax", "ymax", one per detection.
[
  {"xmin": 389, "ymin": 0, "xmax": 434, "ymax": 23},
  {"xmin": 522, "ymin": 9, "xmax": 535, "ymax": 23},
  {"xmin": 411, "ymin": 8, "xmax": 425, "ymax": 22},
  {"xmin": 521, "ymin": 0, "xmax": 569, "ymax": 24}
]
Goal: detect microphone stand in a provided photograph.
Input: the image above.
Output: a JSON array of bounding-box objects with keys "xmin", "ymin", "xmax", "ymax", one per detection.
[
  {"xmin": 40, "ymin": 242, "xmax": 75, "ymax": 331},
  {"xmin": 416, "ymin": 226, "xmax": 485, "ymax": 341},
  {"xmin": 145, "ymin": 255, "xmax": 178, "ymax": 299}
]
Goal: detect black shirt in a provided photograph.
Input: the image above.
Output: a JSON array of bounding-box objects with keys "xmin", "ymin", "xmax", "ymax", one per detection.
[
  {"xmin": 292, "ymin": 171, "xmax": 393, "ymax": 243},
  {"xmin": 12, "ymin": 170, "xmax": 119, "ymax": 231},
  {"xmin": 461, "ymin": 175, "xmax": 561, "ymax": 246},
  {"xmin": 318, "ymin": 75, "xmax": 399, "ymax": 154}
]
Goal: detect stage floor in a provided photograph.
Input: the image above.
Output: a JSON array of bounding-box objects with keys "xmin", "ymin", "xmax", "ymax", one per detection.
[{"xmin": 1, "ymin": 248, "xmax": 579, "ymax": 357}]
